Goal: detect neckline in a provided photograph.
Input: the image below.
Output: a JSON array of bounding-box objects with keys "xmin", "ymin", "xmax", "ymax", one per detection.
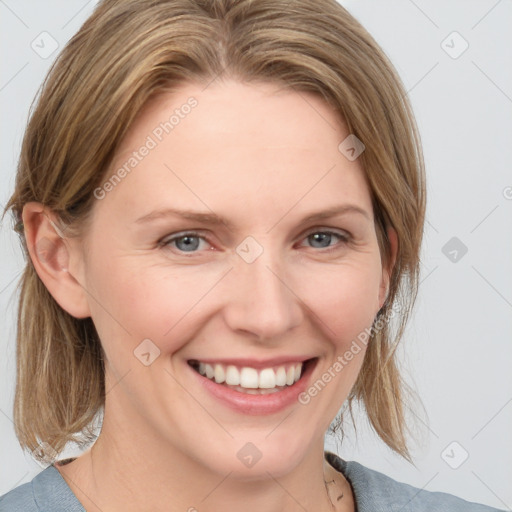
[{"xmin": 45, "ymin": 451, "xmax": 357, "ymax": 510}]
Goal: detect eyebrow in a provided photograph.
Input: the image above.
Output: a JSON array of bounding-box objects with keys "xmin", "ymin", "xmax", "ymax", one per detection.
[{"xmin": 134, "ymin": 204, "xmax": 371, "ymax": 230}]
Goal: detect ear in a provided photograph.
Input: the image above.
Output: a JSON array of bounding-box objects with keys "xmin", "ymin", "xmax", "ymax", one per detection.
[
  {"xmin": 378, "ymin": 226, "xmax": 398, "ymax": 310},
  {"xmin": 22, "ymin": 202, "xmax": 91, "ymax": 319}
]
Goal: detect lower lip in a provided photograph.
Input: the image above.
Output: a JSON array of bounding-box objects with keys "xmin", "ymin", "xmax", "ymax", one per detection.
[{"xmin": 190, "ymin": 359, "xmax": 317, "ymax": 415}]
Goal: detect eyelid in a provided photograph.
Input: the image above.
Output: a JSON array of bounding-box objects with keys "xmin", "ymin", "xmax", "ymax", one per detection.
[
  {"xmin": 159, "ymin": 229, "xmax": 210, "ymax": 241},
  {"xmin": 300, "ymin": 226, "xmax": 351, "ymax": 239}
]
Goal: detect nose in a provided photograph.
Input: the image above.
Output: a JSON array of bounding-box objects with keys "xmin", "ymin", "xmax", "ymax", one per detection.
[{"xmin": 222, "ymin": 245, "xmax": 303, "ymax": 341}]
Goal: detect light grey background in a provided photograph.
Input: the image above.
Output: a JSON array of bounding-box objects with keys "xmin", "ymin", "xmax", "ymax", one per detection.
[{"xmin": 1, "ymin": 0, "xmax": 511, "ymax": 509}]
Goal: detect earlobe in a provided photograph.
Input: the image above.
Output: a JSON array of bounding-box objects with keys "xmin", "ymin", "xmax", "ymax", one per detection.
[
  {"xmin": 21, "ymin": 202, "xmax": 91, "ymax": 319},
  {"xmin": 379, "ymin": 226, "xmax": 398, "ymax": 310}
]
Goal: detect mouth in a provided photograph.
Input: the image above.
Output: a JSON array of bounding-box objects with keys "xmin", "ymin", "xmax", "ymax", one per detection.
[{"xmin": 187, "ymin": 357, "xmax": 318, "ymax": 395}]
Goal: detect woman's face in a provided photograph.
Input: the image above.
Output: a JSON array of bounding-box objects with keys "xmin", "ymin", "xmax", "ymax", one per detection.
[{"xmin": 71, "ymin": 79, "xmax": 394, "ymax": 477}]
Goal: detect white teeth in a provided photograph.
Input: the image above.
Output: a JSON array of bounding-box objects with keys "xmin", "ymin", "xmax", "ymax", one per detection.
[
  {"xmin": 294, "ymin": 363, "xmax": 301, "ymax": 382},
  {"xmin": 286, "ymin": 366, "xmax": 295, "ymax": 386},
  {"xmin": 275, "ymin": 366, "xmax": 287, "ymax": 386},
  {"xmin": 240, "ymin": 367, "xmax": 259, "ymax": 388},
  {"xmin": 214, "ymin": 365, "xmax": 225, "ymax": 384},
  {"xmin": 193, "ymin": 360, "xmax": 306, "ymax": 390},
  {"xmin": 225, "ymin": 365, "xmax": 240, "ymax": 386},
  {"xmin": 205, "ymin": 363, "xmax": 214, "ymax": 379},
  {"xmin": 259, "ymin": 368, "xmax": 276, "ymax": 389}
]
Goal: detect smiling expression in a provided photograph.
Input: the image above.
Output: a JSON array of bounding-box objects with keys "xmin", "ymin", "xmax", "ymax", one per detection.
[{"xmin": 70, "ymin": 78, "xmax": 392, "ymax": 477}]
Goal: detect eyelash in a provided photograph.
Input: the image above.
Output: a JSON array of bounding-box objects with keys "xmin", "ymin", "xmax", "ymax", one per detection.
[{"xmin": 158, "ymin": 228, "xmax": 351, "ymax": 255}]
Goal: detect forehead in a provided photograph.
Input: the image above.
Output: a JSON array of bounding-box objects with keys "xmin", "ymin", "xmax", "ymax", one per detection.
[{"xmin": 94, "ymin": 79, "xmax": 373, "ymax": 229}]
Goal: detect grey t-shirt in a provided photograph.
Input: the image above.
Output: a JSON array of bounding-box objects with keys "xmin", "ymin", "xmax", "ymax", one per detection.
[{"xmin": 0, "ymin": 451, "xmax": 505, "ymax": 511}]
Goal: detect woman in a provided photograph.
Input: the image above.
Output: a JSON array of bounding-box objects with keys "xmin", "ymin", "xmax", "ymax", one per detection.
[{"xmin": 0, "ymin": 0, "xmax": 505, "ymax": 511}]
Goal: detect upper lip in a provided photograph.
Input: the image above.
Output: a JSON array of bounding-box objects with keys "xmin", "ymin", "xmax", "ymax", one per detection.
[{"xmin": 188, "ymin": 355, "xmax": 316, "ymax": 369}]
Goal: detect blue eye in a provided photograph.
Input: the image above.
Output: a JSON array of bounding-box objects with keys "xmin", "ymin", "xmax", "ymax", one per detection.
[
  {"xmin": 301, "ymin": 230, "xmax": 349, "ymax": 250},
  {"xmin": 161, "ymin": 233, "xmax": 210, "ymax": 253}
]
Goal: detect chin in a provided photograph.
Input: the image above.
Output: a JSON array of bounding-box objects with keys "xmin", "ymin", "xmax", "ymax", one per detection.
[{"xmin": 208, "ymin": 432, "xmax": 316, "ymax": 480}]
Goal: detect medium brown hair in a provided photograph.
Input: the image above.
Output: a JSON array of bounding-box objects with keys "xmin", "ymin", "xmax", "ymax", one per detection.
[{"xmin": 3, "ymin": 0, "xmax": 425, "ymax": 463}]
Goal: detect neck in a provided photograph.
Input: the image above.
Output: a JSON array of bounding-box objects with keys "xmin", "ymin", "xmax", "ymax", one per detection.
[{"xmin": 56, "ymin": 399, "xmax": 354, "ymax": 511}]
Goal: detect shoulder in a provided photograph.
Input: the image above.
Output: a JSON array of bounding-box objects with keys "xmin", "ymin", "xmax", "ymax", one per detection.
[
  {"xmin": 325, "ymin": 451, "xmax": 506, "ymax": 512},
  {"xmin": 0, "ymin": 465, "xmax": 84, "ymax": 512},
  {"xmin": 0, "ymin": 480, "xmax": 37, "ymax": 512}
]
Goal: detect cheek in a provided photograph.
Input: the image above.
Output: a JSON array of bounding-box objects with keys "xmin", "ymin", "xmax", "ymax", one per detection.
[
  {"xmin": 297, "ymin": 258, "xmax": 382, "ymax": 347},
  {"xmin": 85, "ymin": 257, "xmax": 221, "ymax": 356}
]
